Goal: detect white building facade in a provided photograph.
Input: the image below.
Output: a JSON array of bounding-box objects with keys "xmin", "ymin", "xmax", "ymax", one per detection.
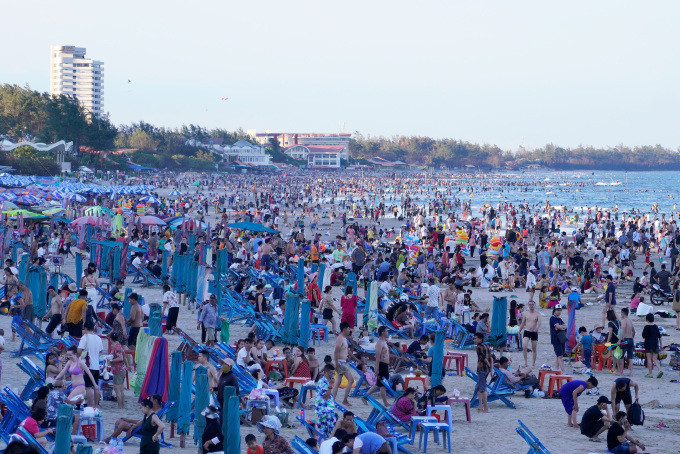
[
  {"xmin": 185, "ymin": 139, "xmax": 272, "ymax": 166},
  {"xmin": 283, "ymin": 145, "xmax": 346, "ymax": 168},
  {"xmin": 50, "ymin": 45, "xmax": 104, "ymax": 117}
]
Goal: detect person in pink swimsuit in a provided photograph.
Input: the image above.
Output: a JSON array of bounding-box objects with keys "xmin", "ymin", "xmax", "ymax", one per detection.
[{"xmin": 55, "ymin": 346, "xmax": 98, "ymax": 402}]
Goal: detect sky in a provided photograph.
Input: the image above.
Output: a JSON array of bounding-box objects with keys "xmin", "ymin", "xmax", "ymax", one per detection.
[{"xmin": 2, "ymin": 1, "xmax": 679, "ymax": 150}]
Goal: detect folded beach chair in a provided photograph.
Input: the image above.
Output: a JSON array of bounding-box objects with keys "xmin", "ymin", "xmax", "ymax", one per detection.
[
  {"xmin": 465, "ymin": 367, "xmax": 520, "ymax": 409},
  {"xmin": 450, "ymin": 321, "xmax": 475, "ymax": 349},
  {"xmin": 359, "ymin": 391, "xmax": 410, "ymax": 431},
  {"xmin": 296, "ymin": 415, "xmax": 326, "ymax": 441},
  {"xmin": 16, "ymin": 426, "xmax": 50, "ymax": 454},
  {"xmin": 291, "ymin": 435, "xmax": 319, "ymax": 454},
  {"xmin": 377, "ymin": 314, "xmax": 410, "ymax": 339},
  {"xmin": 515, "ymin": 419, "xmax": 551, "ymax": 454},
  {"xmin": 18, "ymin": 357, "xmax": 46, "ymax": 401},
  {"xmin": 354, "ymin": 415, "xmax": 412, "ymax": 454},
  {"xmin": 11, "ymin": 317, "xmax": 62, "ymax": 358}
]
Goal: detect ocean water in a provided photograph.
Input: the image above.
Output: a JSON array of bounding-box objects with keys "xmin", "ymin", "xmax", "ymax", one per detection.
[{"xmin": 440, "ymin": 170, "xmax": 680, "ymax": 214}]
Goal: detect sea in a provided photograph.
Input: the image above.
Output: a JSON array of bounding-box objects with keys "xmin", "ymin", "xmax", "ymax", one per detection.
[{"xmin": 437, "ymin": 170, "xmax": 680, "ymax": 215}]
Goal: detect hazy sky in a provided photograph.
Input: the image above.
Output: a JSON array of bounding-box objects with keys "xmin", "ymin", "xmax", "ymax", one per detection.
[{"xmin": 2, "ymin": 1, "xmax": 679, "ymax": 149}]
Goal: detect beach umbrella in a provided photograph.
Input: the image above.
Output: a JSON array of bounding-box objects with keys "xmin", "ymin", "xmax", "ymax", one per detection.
[
  {"xmin": 2, "ymin": 209, "xmax": 44, "ymax": 218},
  {"xmin": 169, "ymin": 189, "xmax": 182, "ymax": 196},
  {"xmin": 64, "ymin": 193, "xmax": 87, "ymax": 203},
  {"xmin": 148, "ymin": 303, "xmax": 163, "ymax": 336},
  {"xmin": 0, "ymin": 191, "xmax": 17, "ymax": 201},
  {"xmin": 193, "ymin": 367, "xmax": 209, "ymax": 445},
  {"xmin": 489, "ymin": 296, "xmax": 508, "ymax": 347},
  {"xmin": 42, "ymin": 207, "xmax": 66, "ymax": 217},
  {"xmin": 177, "ymin": 360, "xmax": 194, "ymax": 446},
  {"xmin": 54, "ymin": 404, "xmax": 73, "ymax": 454},
  {"xmin": 169, "ymin": 218, "xmax": 208, "ymax": 230},
  {"xmin": 225, "ymin": 395, "xmax": 240, "ymax": 454},
  {"xmin": 167, "ymin": 351, "xmax": 182, "ymax": 424},
  {"xmin": 71, "ymin": 216, "xmax": 110, "ymax": 227},
  {"xmin": 299, "ymin": 299, "xmax": 311, "ymax": 350},
  {"xmin": 140, "ymin": 336, "xmax": 169, "ymax": 402},
  {"xmin": 140, "ymin": 195, "xmax": 160, "ymax": 204},
  {"xmin": 282, "ymin": 293, "xmax": 300, "ymax": 345},
  {"xmin": 431, "ymin": 330, "xmax": 445, "ymax": 387},
  {"xmin": 14, "ymin": 195, "xmax": 37, "ymax": 206},
  {"xmin": 139, "ymin": 215, "xmax": 167, "ymax": 226},
  {"xmin": 567, "ymin": 298, "xmax": 577, "ymax": 351},
  {"xmin": 0, "ymin": 201, "xmax": 18, "ymax": 210}
]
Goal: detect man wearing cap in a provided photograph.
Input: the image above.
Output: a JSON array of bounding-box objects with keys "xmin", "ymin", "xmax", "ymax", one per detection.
[
  {"xmin": 200, "ymin": 405, "xmax": 224, "ymax": 454},
  {"xmin": 581, "ymin": 396, "xmax": 613, "ymax": 442},
  {"xmin": 549, "ymin": 305, "xmax": 567, "ymax": 372},
  {"xmin": 216, "ymin": 358, "xmax": 239, "ymax": 407},
  {"xmin": 568, "ymin": 287, "xmax": 582, "ymax": 309}
]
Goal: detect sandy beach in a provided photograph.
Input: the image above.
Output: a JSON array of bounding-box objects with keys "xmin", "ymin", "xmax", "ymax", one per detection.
[{"xmin": 1, "ymin": 184, "xmax": 678, "ymax": 454}]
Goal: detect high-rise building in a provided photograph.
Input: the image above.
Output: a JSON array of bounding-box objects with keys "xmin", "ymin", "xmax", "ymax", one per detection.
[{"xmin": 50, "ymin": 45, "xmax": 104, "ymax": 117}]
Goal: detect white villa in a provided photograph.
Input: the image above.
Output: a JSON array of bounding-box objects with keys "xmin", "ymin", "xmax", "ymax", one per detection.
[
  {"xmin": 283, "ymin": 144, "xmax": 347, "ymax": 168},
  {"xmin": 185, "ymin": 138, "xmax": 272, "ymax": 166}
]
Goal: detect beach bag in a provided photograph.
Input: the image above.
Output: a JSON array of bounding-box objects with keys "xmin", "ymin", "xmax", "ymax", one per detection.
[
  {"xmin": 556, "ymin": 329, "xmax": 568, "ymax": 345},
  {"xmin": 672, "ymin": 292, "xmax": 680, "ymax": 312},
  {"xmin": 628, "ymin": 402, "xmax": 645, "ymax": 425}
]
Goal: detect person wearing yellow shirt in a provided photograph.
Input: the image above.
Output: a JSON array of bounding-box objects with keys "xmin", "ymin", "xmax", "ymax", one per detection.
[{"xmin": 66, "ymin": 289, "xmax": 88, "ymax": 338}]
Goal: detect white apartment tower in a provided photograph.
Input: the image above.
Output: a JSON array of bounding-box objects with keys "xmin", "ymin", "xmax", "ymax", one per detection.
[{"xmin": 50, "ymin": 45, "xmax": 104, "ymax": 117}]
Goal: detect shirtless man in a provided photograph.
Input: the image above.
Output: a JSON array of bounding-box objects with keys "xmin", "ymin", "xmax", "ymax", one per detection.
[
  {"xmin": 365, "ymin": 326, "xmax": 390, "ymax": 406},
  {"xmin": 44, "ymin": 285, "xmax": 63, "ymax": 337},
  {"xmin": 197, "ymin": 350, "xmax": 220, "ymax": 391},
  {"xmin": 618, "ymin": 308, "xmax": 635, "ymax": 376},
  {"xmin": 332, "ymin": 322, "xmax": 357, "ymax": 406},
  {"xmin": 518, "ymin": 300, "xmax": 541, "ymax": 367},
  {"xmin": 126, "ymin": 293, "xmax": 144, "ymax": 350}
]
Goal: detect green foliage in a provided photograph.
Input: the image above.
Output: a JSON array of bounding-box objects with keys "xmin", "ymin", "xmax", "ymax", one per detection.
[
  {"xmin": 0, "ymin": 84, "xmax": 116, "ymax": 150},
  {"xmin": 349, "ymin": 134, "xmax": 680, "ymax": 170},
  {"xmin": 128, "ymin": 130, "xmax": 159, "ymax": 151},
  {"xmin": 0, "ymin": 146, "xmax": 59, "ymax": 175}
]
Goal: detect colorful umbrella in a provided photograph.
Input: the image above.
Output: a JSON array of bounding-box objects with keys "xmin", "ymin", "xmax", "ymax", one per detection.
[
  {"xmin": 139, "ymin": 215, "xmax": 167, "ymax": 226},
  {"xmin": 139, "ymin": 196, "xmax": 160, "ymax": 204},
  {"xmin": 42, "ymin": 208, "xmax": 66, "ymax": 217},
  {"xmin": 70, "ymin": 216, "xmax": 110, "ymax": 227},
  {"xmin": 2, "ymin": 209, "xmax": 44, "ymax": 218}
]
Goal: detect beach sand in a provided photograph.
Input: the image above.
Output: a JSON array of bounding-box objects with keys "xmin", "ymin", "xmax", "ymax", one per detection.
[{"xmin": 2, "ymin": 186, "xmax": 678, "ymax": 453}]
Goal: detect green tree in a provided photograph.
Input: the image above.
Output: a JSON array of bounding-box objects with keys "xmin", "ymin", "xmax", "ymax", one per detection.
[{"xmin": 128, "ymin": 130, "xmax": 159, "ymax": 151}]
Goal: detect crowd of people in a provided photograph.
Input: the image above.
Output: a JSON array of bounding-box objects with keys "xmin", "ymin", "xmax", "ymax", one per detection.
[{"xmin": 0, "ymin": 169, "xmax": 677, "ymax": 453}]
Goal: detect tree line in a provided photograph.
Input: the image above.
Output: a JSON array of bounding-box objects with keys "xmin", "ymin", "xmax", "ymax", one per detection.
[
  {"xmin": 4, "ymin": 84, "xmax": 680, "ymax": 174},
  {"xmin": 349, "ymin": 135, "xmax": 680, "ymax": 170}
]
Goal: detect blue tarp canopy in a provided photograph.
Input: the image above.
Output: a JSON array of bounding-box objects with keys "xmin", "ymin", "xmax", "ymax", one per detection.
[{"xmin": 225, "ymin": 222, "xmax": 278, "ymax": 233}]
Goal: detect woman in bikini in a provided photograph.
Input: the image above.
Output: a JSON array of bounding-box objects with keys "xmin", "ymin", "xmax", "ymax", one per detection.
[
  {"xmin": 80, "ymin": 267, "xmax": 99, "ymax": 292},
  {"xmin": 55, "ymin": 346, "xmax": 98, "ymax": 402}
]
